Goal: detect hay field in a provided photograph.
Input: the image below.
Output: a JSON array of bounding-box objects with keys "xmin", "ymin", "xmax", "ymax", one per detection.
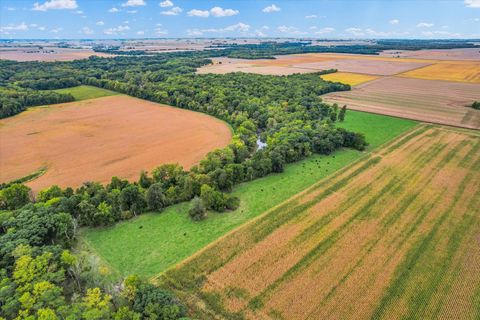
[
  {"xmin": 399, "ymin": 61, "xmax": 480, "ymax": 83},
  {"xmin": 0, "ymin": 95, "xmax": 231, "ymax": 192},
  {"xmin": 320, "ymin": 72, "xmax": 378, "ymax": 86},
  {"xmin": 160, "ymin": 125, "xmax": 480, "ymax": 320},
  {"xmin": 323, "ymin": 77, "xmax": 480, "ymax": 129}
]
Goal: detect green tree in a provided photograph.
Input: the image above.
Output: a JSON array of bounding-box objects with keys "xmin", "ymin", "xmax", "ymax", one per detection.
[
  {"xmin": 339, "ymin": 105, "xmax": 347, "ymax": 122},
  {"xmin": 0, "ymin": 184, "xmax": 31, "ymax": 210},
  {"xmin": 189, "ymin": 197, "xmax": 206, "ymax": 221},
  {"xmin": 146, "ymin": 183, "xmax": 166, "ymax": 211}
]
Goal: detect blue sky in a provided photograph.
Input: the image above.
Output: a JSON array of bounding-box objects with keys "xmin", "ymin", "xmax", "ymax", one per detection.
[{"xmin": 1, "ymin": 0, "xmax": 479, "ymax": 39}]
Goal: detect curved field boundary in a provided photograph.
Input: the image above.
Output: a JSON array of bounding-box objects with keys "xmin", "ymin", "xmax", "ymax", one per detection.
[
  {"xmin": 159, "ymin": 124, "xmax": 480, "ymax": 320},
  {"xmin": 0, "ymin": 95, "xmax": 232, "ymax": 192}
]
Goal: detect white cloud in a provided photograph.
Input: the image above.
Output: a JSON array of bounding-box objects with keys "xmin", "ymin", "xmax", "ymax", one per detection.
[
  {"xmin": 474, "ymin": 18, "xmax": 480, "ymax": 21},
  {"xmin": 127, "ymin": 10, "xmax": 137, "ymax": 13},
  {"xmin": 263, "ymin": 4, "xmax": 280, "ymax": 13},
  {"xmin": 0, "ymin": 22, "xmax": 29, "ymax": 34},
  {"xmin": 109, "ymin": 7, "xmax": 119, "ymax": 13},
  {"xmin": 465, "ymin": 0, "xmax": 480, "ymax": 8},
  {"xmin": 50, "ymin": 27, "xmax": 63, "ymax": 33},
  {"xmin": 33, "ymin": 0, "xmax": 77, "ymax": 11},
  {"xmin": 6, "ymin": 7, "xmax": 16, "ymax": 11},
  {"xmin": 416, "ymin": 22, "xmax": 434, "ymax": 28},
  {"xmin": 74, "ymin": 10, "xmax": 83, "ymax": 14},
  {"xmin": 315, "ymin": 27, "xmax": 335, "ymax": 35},
  {"xmin": 188, "ymin": 9, "xmax": 210, "ymax": 17},
  {"xmin": 121, "ymin": 0, "xmax": 145, "ymax": 7},
  {"xmin": 345, "ymin": 27, "xmax": 409, "ymax": 37},
  {"xmin": 155, "ymin": 26, "xmax": 168, "ymax": 35},
  {"xmin": 210, "ymin": 6, "xmax": 239, "ymax": 17},
  {"xmin": 104, "ymin": 25, "xmax": 130, "ymax": 35},
  {"xmin": 160, "ymin": 0, "xmax": 173, "ymax": 7},
  {"xmin": 345, "ymin": 27, "xmax": 363, "ymax": 36},
  {"xmin": 188, "ymin": 6, "xmax": 239, "ymax": 18},
  {"xmin": 96, "ymin": 21, "xmax": 105, "ymax": 26},
  {"xmin": 38, "ymin": 26, "xmax": 46, "ymax": 31},
  {"xmin": 161, "ymin": 6, "xmax": 182, "ymax": 15},
  {"xmin": 186, "ymin": 22, "xmax": 250, "ymax": 36},
  {"xmin": 254, "ymin": 29, "xmax": 267, "ymax": 37},
  {"xmin": 81, "ymin": 26, "xmax": 94, "ymax": 35},
  {"xmin": 277, "ymin": 25, "xmax": 306, "ymax": 35},
  {"xmin": 422, "ymin": 30, "xmax": 461, "ymax": 37},
  {"xmin": 389, "ymin": 19, "xmax": 399, "ymax": 25},
  {"xmin": 305, "ymin": 15, "xmax": 317, "ymax": 19},
  {"xmin": 137, "ymin": 30, "xmax": 145, "ymax": 35}
]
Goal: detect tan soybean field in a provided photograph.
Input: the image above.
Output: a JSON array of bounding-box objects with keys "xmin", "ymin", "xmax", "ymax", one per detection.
[{"xmin": 158, "ymin": 124, "xmax": 480, "ymax": 320}]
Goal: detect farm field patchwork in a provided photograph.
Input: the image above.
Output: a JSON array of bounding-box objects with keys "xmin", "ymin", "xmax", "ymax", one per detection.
[
  {"xmin": 198, "ymin": 53, "xmax": 434, "ymax": 76},
  {"xmin": 320, "ymin": 72, "xmax": 378, "ymax": 86},
  {"xmin": 52, "ymin": 85, "xmax": 118, "ymax": 101},
  {"xmin": 159, "ymin": 124, "xmax": 480, "ymax": 320},
  {"xmin": 399, "ymin": 61, "xmax": 480, "ymax": 83},
  {"xmin": 81, "ymin": 111, "xmax": 417, "ymax": 278},
  {"xmin": 323, "ymin": 76, "xmax": 480, "ymax": 129},
  {"xmin": 0, "ymin": 95, "xmax": 232, "ymax": 192}
]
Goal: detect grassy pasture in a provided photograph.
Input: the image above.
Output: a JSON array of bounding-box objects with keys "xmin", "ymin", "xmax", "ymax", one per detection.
[
  {"xmin": 52, "ymin": 85, "xmax": 118, "ymax": 100},
  {"xmin": 159, "ymin": 124, "xmax": 480, "ymax": 320},
  {"xmin": 81, "ymin": 110, "xmax": 417, "ymax": 278}
]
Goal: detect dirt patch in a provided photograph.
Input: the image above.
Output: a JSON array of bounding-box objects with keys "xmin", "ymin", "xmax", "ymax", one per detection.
[
  {"xmin": 0, "ymin": 95, "xmax": 231, "ymax": 192},
  {"xmin": 323, "ymin": 77, "xmax": 480, "ymax": 129}
]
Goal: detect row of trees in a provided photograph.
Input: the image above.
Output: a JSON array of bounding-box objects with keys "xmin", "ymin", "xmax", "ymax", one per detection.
[{"xmin": 0, "ymin": 86, "xmax": 74, "ymax": 118}]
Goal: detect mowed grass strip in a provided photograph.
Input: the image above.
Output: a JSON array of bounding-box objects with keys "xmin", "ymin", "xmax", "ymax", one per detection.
[
  {"xmin": 80, "ymin": 111, "xmax": 417, "ymax": 278},
  {"xmin": 159, "ymin": 125, "xmax": 480, "ymax": 320},
  {"xmin": 52, "ymin": 85, "xmax": 118, "ymax": 101}
]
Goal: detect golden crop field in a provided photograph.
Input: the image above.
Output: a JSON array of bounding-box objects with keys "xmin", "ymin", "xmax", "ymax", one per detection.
[
  {"xmin": 159, "ymin": 124, "xmax": 480, "ymax": 320},
  {"xmin": 321, "ymin": 72, "xmax": 379, "ymax": 86},
  {"xmin": 400, "ymin": 61, "xmax": 480, "ymax": 83}
]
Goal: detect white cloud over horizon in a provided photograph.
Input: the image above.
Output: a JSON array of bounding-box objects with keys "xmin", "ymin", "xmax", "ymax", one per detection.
[
  {"xmin": 33, "ymin": 0, "xmax": 78, "ymax": 11},
  {"xmin": 121, "ymin": 0, "xmax": 145, "ymax": 7},
  {"xmin": 263, "ymin": 4, "xmax": 280, "ymax": 13},
  {"xmin": 417, "ymin": 22, "xmax": 434, "ymax": 27},
  {"xmin": 464, "ymin": 0, "xmax": 480, "ymax": 8},
  {"xmin": 160, "ymin": 0, "xmax": 173, "ymax": 8},
  {"xmin": 161, "ymin": 6, "xmax": 182, "ymax": 15},
  {"xmin": 188, "ymin": 6, "xmax": 239, "ymax": 18},
  {"xmin": 389, "ymin": 19, "xmax": 400, "ymax": 25},
  {"xmin": 186, "ymin": 22, "xmax": 250, "ymax": 36}
]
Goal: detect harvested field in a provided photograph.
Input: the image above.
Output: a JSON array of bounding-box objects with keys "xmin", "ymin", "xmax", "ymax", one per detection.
[
  {"xmin": 0, "ymin": 95, "xmax": 231, "ymax": 192},
  {"xmin": 0, "ymin": 47, "xmax": 113, "ymax": 61},
  {"xmin": 399, "ymin": 61, "xmax": 480, "ymax": 83},
  {"xmin": 323, "ymin": 77, "xmax": 480, "ymax": 129},
  {"xmin": 380, "ymin": 48, "xmax": 480, "ymax": 61},
  {"xmin": 197, "ymin": 54, "xmax": 433, "ymax": 76},
  {"xmin": 159, "ymin": 125, "xmax": 480, "ymax": 320},
  {"xmin": 320, "ymin": 72, "xmax": 378, "ymax": 86}
]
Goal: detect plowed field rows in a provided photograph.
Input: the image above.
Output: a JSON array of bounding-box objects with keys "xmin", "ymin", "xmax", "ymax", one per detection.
[{"xmin": 160, "ymin": 125, "xmax": 480, "ymax": 320}]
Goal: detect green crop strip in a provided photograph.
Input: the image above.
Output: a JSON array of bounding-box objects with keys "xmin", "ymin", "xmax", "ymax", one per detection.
[
  {"xmin": 381, "ymin": 125, "xmax": 431, "ymax": 156},
  {"xmin": 371, "ymin": 165, "xmax": 475, "ymax": 320}
]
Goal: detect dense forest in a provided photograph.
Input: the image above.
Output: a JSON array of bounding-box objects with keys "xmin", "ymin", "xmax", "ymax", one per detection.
[{"xmin": 0, "ymin": 49, "xmax": 369, "ymax": 319}]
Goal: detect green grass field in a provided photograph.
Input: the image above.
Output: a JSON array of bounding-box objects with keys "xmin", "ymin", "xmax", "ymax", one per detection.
[
  {"xmin": 81, "ymin": 110, "xmax": 418, "ymax": 278},
  {"xmin": 52, "ymin": 85, "xmax": 118, "ymax": 101}
]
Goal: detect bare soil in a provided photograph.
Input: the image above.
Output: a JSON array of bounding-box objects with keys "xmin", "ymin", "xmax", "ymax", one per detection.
[{"xmin": 0, "ymin": 95, "xmax": 231, "ymax": 192}]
